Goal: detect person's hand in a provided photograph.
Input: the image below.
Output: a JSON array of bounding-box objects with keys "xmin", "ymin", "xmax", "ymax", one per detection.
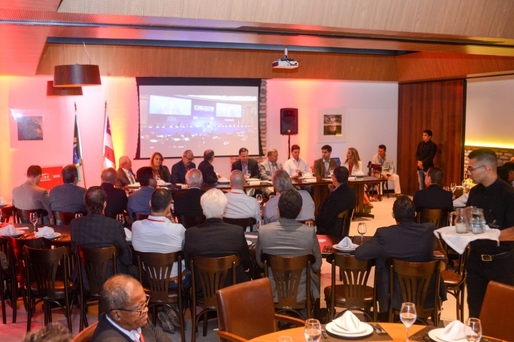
[{"xmin": 417, "ymin": 161, "xmax": 423, "ymax": 168}]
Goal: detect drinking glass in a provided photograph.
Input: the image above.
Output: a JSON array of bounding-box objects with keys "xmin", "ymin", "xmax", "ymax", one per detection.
[
  {"xmin": 304, "ymin": 318, "xmax": 322, "ymax": 342},
  {"xmin": 465, "ymin": 317, "xmax": 482, "ymax": 342},
  {"xmin": 256, "ymin": 194, "xmax": 263, "ymax": 205},
  {"xmin": 29, "ymin": 212, "xmax": 39, "ymax": 232},
  {"xmin": 74, "ymin": 212, "xmax": 83, "ymax": 219},
  {"xmin": 450, "ymin": 183, "xmax": 457, "ymax": 198},
  {"xmin": 400, "ymin": 302, "xmax": 417, "ymax": 342},
  {"xmin": 357, "ymin": 222, "xmax": 367, "ymax": 243},
  {"xmin": 116, "ymin": 214, "xmax": 125, "ymax": 226}
]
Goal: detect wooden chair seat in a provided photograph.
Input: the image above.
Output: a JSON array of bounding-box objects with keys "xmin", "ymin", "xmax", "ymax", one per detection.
[{"xmin": 72, "ymin": 321, "xmax": 99, "ymax": 342}]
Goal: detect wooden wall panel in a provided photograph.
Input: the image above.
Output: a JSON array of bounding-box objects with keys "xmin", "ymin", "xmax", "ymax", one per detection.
[{"xmin": 398, "ymin": 80, "xmax": 465, "ymax": 195}]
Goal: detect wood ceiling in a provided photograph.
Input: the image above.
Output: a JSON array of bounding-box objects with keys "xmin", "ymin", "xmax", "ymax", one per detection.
[{"xmin": 2, "ymin": 0, "xmax": 514, "ymax": 82}]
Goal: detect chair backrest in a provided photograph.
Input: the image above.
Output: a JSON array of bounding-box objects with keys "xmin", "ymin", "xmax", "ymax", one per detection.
[
  {"xmin": 133, "ymin": 213, "xmax": 149, "ymax": 222},
  {"xmin": 216, "ymin": 278, "xmax": 277, "ymax": 342},
  {"xmin": 222, "ymin": 217, "xmax": 256, "ymax": 230},
  {"xmin": 178, "ymin": 214, "xmax": 206, "ymax": 228},
  {"xmin": 337, "ymin": 209, "xmax": 354, "ymax": 237},
  {"xmin": 24, "ymin": 246, "xmax": 71, "ymax": 299},
  {"xmin": 191, "ymin": 254, "xmax": 240, "ymax": 308},
  {"xmin": 9, "ymin": 237, "xmax": 50, "ymax": 281},
  {"xmin": 72, "ymin": 321, "xmax": 99, "ymax": 342},
  {"xmin": 77, "ymin": 245, "xmax": 118, "ymax": 297},
  {"xmin": 135, "ymin": 250, "xmax": 182, "ymax": 302},
  {"xmin": 1, "ymin": 206, "xmax": 14, "ymax": 223},
  {"xmin": 479, "ymin": 280, "xmax": 514, "ymax": 341},
  {"xmin": 14, "ymin": 208, "xmax": 45, "ymax": 224},
  {"xmin": 52, "ymin": 211, "xmax": 86, "ymax": 225},
  {"xmin": 262, "ymin": 253, "xmax": 314, "ymax": 316},
  {"xmin": 415, "ymin": 208, "xmax": 449, "ymax": 228}
]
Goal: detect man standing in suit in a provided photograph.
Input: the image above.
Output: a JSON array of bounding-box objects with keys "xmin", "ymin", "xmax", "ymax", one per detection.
[
  {"xmin": 171, "ymin": 149, "xmax": 196, "ymax": 184},
  {"xmin": 315, "ymin": 166, "xmax": 356, "ymax": 235},
  {"xmin": 127, "ymin": 167, "xmax": 156, "ymax": 220},
  {"xmin": 173, "ymin": 169, "xmax": 205, "ymax": 218},
  {"xmin": 49, "ymin": 164, "xmax": 87, "ymax": 213},
  {"xmin": 116, "ymin": 156, "xmax": 137, "ymax": 187},
  {"xmin": 91, "ymin": 274, "xmax": 171, "ymax": 342},
  {"xmin": 101, "ymin": 167, "xmax": 128, "ymax": 216},
  {"xmin": 355, "ymin": 196, "xmax": 444, "ymax": 319},
  {"xmin": 416, "ymin": 129, "xmax": 437, "ymax": 190},
  {"xmin": 12, "ymin": 165, "xmax": 52, "ymax": 223},
  {"xmin": 231, "ymin": 147, "xmax": 259, "ymax": 178},
  {"xmin": 413, "ymin": 167, "xmax": 452, "ymax": 212},
  {"xmin": 70, "ymin": 186, "xmax": 132, "ymax": 275},
  {"xmin": 313, "ymin": 144, "xmax": 338, "ymax": 178}
]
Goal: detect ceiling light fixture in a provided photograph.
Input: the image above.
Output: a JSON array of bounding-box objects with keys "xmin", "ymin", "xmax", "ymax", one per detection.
[
  {"xmin": 53, "ymin": 43, "xmax": 102, "ymax": 87},
  {"xmin": 46, "ymin": 81, "xmax": 83, "ymax": 96},
  {"xmin": 272, "ymin": 47, "xmax": 299, "ymax": 69}
]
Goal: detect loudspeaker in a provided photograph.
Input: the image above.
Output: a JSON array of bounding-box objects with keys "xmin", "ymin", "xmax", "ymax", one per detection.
[{"xmin": 280, "ymin": 108, "xmax": 298, "ymax": 135}]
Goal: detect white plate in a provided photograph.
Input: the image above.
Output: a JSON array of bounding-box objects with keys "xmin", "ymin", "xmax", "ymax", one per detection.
[
  {"xmin": 325, "ymin": 322, "xmax": 373, "ymax": 338},
  {"xmin": 43, "ymin": 232, "xmax": 62, "ymax": 240},
  {"xmin": 428, "ymin": 328, "xmax": 467, "ymax": 342},
  {"xmin": 332, "ymin": 244, "xmax": 356, "ymax": 252}
]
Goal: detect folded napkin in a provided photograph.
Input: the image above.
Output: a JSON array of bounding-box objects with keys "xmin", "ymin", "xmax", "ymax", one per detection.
[
  {"xmin": 124, "ymin": 228, "xmax": 132, "ymax": 241},
  {"xmin": 35, "ymin": 226, "xmax": 55, "ymax": 238},
  {"xmin": 333, "ymin": 311, "xmax": 363, "ymax": 332},
  {"xmin": 440, "ymin": 320, "xmax": 467, "ymax": 341},
  {"xmin": 335, "ymin": 237, "xmax": 358, "ymax": 249},
  {"xmin": 434, "ymin": 225, "xmax": 501, "ymax": 254},
  {"xmin": 0, "ymin": 224, "xmax": 16, "ymax": 236}
]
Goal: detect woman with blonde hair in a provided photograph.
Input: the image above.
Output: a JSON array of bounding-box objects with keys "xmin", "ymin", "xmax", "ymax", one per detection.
[
  {"xmin": 343, "ymin": 147, "xmax": 373, "ymax": 209},
  {"xmin": 149, "ymin": 152, "xmax": 171, "ymax": 183}
]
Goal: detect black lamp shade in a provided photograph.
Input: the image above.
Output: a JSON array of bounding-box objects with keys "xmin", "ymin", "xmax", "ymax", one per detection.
[
  {"xmin": 46, "ymin": 81, "xmax": 83, "ymax": 96},
  {"xmin": 54, "ymin": 64, "xmax": 101, "ymax": 87}
]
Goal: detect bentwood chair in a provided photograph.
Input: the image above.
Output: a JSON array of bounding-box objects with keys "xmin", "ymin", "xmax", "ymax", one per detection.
[
  {"xmin": 77, "ymin": 246, "xmax": 118, "ymax": 331},
  {"xmin": 415, "ymin": 208, "xmax": 449, "ymax": 228},
  {"xmin": 324, "ymin": 254, "xmax": 376, "ymax": 321},
  {"xmin": 0, "ymin": 206, "xmax": 13, "ymax": 223},
  {"xmin": 337, "ymin": 209, "xmax": 354, "ymax": 237},
  {"xmin": 0, "ymin": 237, "xmax": 16, "ymax": 324},
  {"xmin": 14, "ymin": 208, "xmax": 46, "ymax": 224},
  {"xmin": 262, "ymin": 253, "xmax": 316, "ymax": 320},
  {"xmin": 178, "ymin": 214, "xmax": 206, "ymax": 228},
  {"xmin": 136, "ymin": 251, "xmax": 185, "ymax": 342},
  {"xmin": 52, "ymin": 211, "xmax": 86, "ymax": 225},
  {"xmin": 223, "ymin": 217, "xmax": 257, "ymax": 232},
  {"xmin": 190, "ymin": 254, "xmax": 240, "ymax": 342},
  {"xmin": 24, "ymin": 246, "xmax": 74, "ymax": 332},
  {"xmin": 72, "ymin": 321, "xmax": 99, "ymax": 342},
  {"xmin": 216, "ymin": 278, "xmax": 304, "ymax": 342},
  {"xmin": 479, "ymin": 280, "xmax": 514, "ymax": 341},
  {"xmin": 441, "ymin": 245, "xmax": 470, "ymax": 322}
]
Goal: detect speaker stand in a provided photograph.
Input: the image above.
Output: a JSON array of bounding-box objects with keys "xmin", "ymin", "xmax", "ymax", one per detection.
[{"xmin": 287, "ymin": 134, "xmax": 291, "ymax": 159}]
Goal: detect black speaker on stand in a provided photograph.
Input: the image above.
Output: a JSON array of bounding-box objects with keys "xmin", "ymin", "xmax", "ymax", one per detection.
[{"xmin": 280, "ymin": 108, "xmax": 298, "ymax": 159}]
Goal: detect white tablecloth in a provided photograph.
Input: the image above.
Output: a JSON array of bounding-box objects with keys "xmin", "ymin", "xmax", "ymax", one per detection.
[{"xmin": 434, "ymin": 225, "xmax": 501, "ymax": 254}]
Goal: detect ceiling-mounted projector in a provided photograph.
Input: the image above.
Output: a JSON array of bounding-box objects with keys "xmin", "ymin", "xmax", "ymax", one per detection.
[{"xmin": 272, "ymin": 47, "xmax": 299, "ymax": 69}]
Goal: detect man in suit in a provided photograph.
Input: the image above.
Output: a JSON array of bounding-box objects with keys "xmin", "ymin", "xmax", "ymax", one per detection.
[
  {"xmin": 313, "ymin": 144, "xmax": 339, "ymax": 178},
  {"xmin": 256, "ymin": 189, "xmax": 322, "ymax": 302},
  {"xmin": 91, "ymin": 274, "xmax": 171, "ymax": 342},
  {"xmin": 416, "ymin": 129, "xmax": 437, "ymax": 190},
  {"xmin": 259, "ymin": 149, "xmax": 282, "ymax": 181},
  {"xmin": 127, "ymin": 167, "xmax": 156, "ymax": 220},
  {"xmin": 173, "ymin": 168, "xmax": 205, "ymax": 218},
  {"xmin": 116, "ymin": 156, "xmax": 137, "ymax": 187},
  {"xmin": 184, "ymin": 189, "xmax": 251, "ymax": 287},
  {"xmin": 49, "ymin": 164, "xmax": 87, "ymax": 213},
  {"xmin": 171, "ymin": 149, "xmax": 196, "ymax": 184},
  {"xmin": 101, "ymin": 167, "xmax": 128, "ymax": 216},
  {"xmin": 315, "ymin": 166, "xmax": 356, "ymax": 235},
  {"xmin": 12, "ymin": 165, "xmax": 52, "ymax": 223},
  {"xmin": 231, "ymin": 147, "xmax": 260, "ymax": 178},
  {"xmin": 355, "ymin": 195, "xmax": 444, "ymax": 319},
  {"xmin": 198, "ymin": 149, "xmax": 220, "ymax": 185},
  {"xmin": 70, "ymin": 186, "xmax": 132, "ymax": 275},
  {"xmin": 413, "ymin": 167, "xmax": 453, "ymax": 212}
]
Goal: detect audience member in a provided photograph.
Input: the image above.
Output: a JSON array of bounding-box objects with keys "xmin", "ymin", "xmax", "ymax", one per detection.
[
  {"xmin": 231, "ymin": 147, "xmax": 260, "ymax": 178},
  {"xmin": 501, "ymin": 161, "xmax": 514, "ymax": 186},
  {"xmin": 149, "ymin": 152, "xmax": 171, "ymax": 183},
  {"xmin": 355, "ymin": 196, "xmax": 444, "ymax": 319},
  {"xmin": 371, "ymin": 144, "xmax": 402, "ymax": 196},
  {"xmin": 22, "ymin": 323, "xmax": 72, "ymax": 342},
  {"xmin": 259, "ymin": 148, "xmax": 282, "ymax": 181},
  {"xmin": 313, "ymin": 145, "xmax": 338, "ymax": 178},
  {"xmin": 127, "ymin": 167, "xmax": 156, "ymax": 220},
  {"xmin": 116, "ymin": 156, "xmax": 137, "ymax": 187},
  {"xmin": 198, "ymin": 149, "xmax": 220, "ymax": 185},
  {"xmin": 416, "ymin": 129, "xmax": 437, "ymax": 190},
  {"xmin": 263, "ymin": 170, "xmax": 314, "ymax": 224},
  {"xmin": 256, "ymin": 190, "xmax": 322, "ymax": 302},
  {"xmin": 49, "ymin": 164, "xmax": 87, "ymax": 213},
  {"xmin": 413, "ymin": 167, "xmax": 452, "ymax": 212},
  {"xmin": 91, "ymin": 274, "xmax": 171, "ymax": 342},
  {"xmin": 70, "ymin": 186, "xmax": 132, "ymax": 275},
  {"xmin": 12, "ymin": 165, "xmax": 52, "ymax": 224},
  {"xmin": 283, "ymin": 144, "xmax": 311, "ymax": 180},
  {"xmin": 315, "ymin": 166, "xmax": 356, "ymax": 235},
  {"xmin": 464, "ymin": 148, "xmax": 514, "ymax": 317},
  {"xmin": 173, "ymin": 169, "xmax": 205, "ymax": 218},
  {"xmin": 224, "ymin": 170, "xmax": 260, "ymax": 222},
  {"xmin": 100, "ymin": 167, "xmax": 127, "ymax": 216},
  {"xmin": 171, "ymin": 149, "xmax": 196, "ymax": 184}
]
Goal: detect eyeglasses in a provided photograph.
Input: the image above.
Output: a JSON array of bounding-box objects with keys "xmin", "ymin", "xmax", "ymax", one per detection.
[
  {"xmin": 113, "ymin": 294, "xmax": 150, "ymax": 316},
  {"xmin": 467, "ymin": 165, "xmax": 486, "ymax": 172}
]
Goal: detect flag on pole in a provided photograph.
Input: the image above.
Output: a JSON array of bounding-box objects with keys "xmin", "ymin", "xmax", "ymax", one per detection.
[
  {"xmin": 103, "ymin": 102, "xmax": 116, "ymax": 169},
  {"xmin": 73, "ymin": 103, "xmax": 84, "ymax": 182}
]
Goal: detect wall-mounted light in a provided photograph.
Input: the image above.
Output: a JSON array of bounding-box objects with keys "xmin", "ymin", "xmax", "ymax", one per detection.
[{"xmin": 46, "ymin": 81, "xmax": 83, "ymax": 96}]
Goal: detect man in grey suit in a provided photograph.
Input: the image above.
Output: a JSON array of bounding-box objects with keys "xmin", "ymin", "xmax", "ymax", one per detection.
[
  {"xmin": 116, "ymin": 155, "xmax": 137, "ymax": 187},
  {"xmin": 259, "ymin": 149, "xmax": 282, "ymax": 197},
  {"xmin": 12, "ymin": 165, "xmax": 52, "ymax": 223},
  {"xmin": 49, "ymin": 164, "xmax": 87, "ymax": 213}
]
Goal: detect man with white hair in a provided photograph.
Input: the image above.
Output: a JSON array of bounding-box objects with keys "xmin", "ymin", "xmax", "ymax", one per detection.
[
  {"xmin": 116, "ymin": 156, "xmax": 137, "ymax": 187},
  {"xmin": 224, "ymin": 170, "xmax": 261, "ymax": 222},
  {"xmin": 173, "ymin": 169, "xmax": 205, "ymax": 218},
  {"xmin": 183, "ymin": 189, "xmax": 251, "ymax": 285}
]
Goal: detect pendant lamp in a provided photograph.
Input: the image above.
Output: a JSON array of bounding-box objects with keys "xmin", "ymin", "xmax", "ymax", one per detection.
[{"xmin": 46, "ymin": 81, "xmax": 83, "ymax": 96}]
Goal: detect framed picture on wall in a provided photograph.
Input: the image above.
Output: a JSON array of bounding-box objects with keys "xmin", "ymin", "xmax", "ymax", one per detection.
[
  {"xmin": 9, "ymin": 109, "xmax": 47, "ymax": 148},
  {"xmin": 319, "ymin": 108, "xmax": 346, "ymax": 142}
]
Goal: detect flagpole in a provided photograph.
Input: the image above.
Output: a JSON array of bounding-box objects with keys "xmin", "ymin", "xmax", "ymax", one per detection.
[{"xmin": 75, "ymin": 102, "xmax": 87, "ymax": 188}]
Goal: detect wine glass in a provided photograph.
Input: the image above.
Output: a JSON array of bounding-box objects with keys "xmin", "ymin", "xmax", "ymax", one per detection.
[
  {"xmin": 450, "ymin": 182, "xmax": 457, "ymax": 198},
  {"xmin": 29, "ymin": 212, "xmax": 38, "ymax": 232},
  {"xmin": 357, "ymin": 222, "xmax": 367, "ymax": 243},
  {"xmin": 465, "ymin": 317, "xmax": 482, "ymax": 342},
  {"xmin": 116, "ymin": 214, "xmax": 125, "ymax": 227},
  {"xmin": 256, "ymin": 194, "xmax": 263, "ymax": 206},
  {"xmin": 400, "ymin": 302, "xmax": 417, "ymax": 342},
  {"xmin": 304, "ymin": 318, "xmax": 322, "ymax": 342}
]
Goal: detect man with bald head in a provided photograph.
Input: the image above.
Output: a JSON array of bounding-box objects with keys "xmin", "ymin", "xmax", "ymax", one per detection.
[
  {"xmin": 173, "ymin": 168, "xmax": 205, "ymax": 220},
  {"xmin": 101, "ymin": 167, "xmax": 128, "ymax": 216},
  {"xmin": 91, "ymin": 274, "xmax": 171, "ymax": 341},
  {"xmin": 116, "ymin": 156, "xmax": 137, "ymax": 187},
  {"xmin": 224, "ymin": 170, "xmax": 260, "ymax": 222},
  {"xmin": 171, "ymin": 149, "xmax": 196, "ymax": 184}
]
